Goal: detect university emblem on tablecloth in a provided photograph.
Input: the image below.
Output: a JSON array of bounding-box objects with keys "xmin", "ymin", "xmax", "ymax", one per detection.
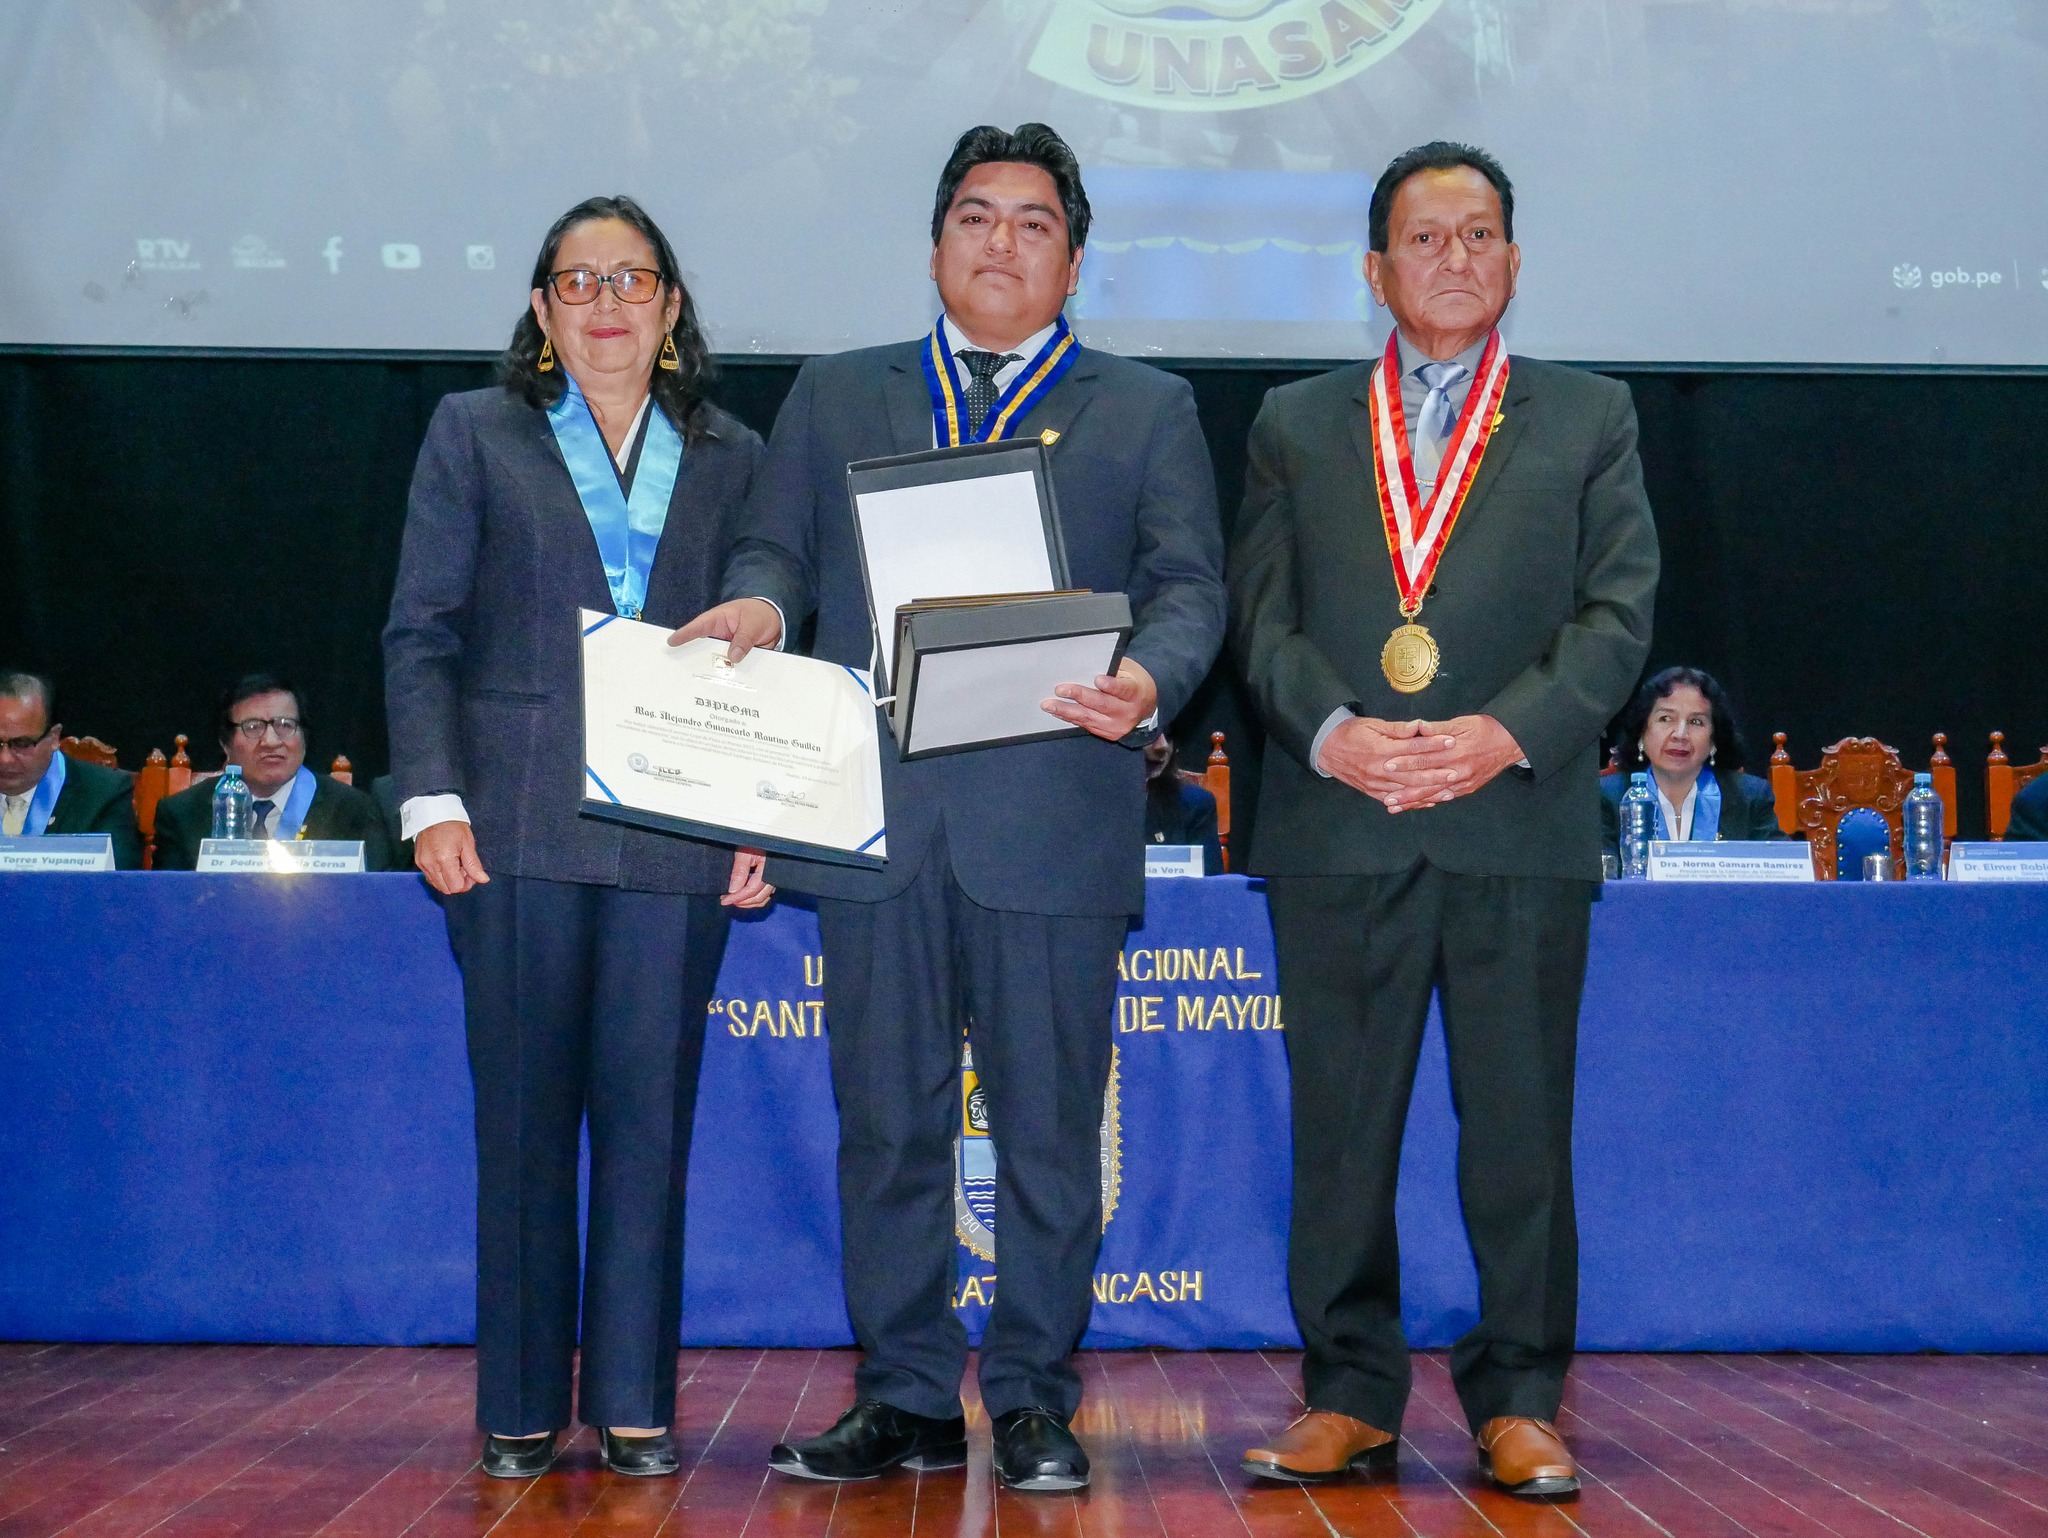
[{"xmin": 955, "ymin": 1035, "xmax": 1122, "ymax": 1262}]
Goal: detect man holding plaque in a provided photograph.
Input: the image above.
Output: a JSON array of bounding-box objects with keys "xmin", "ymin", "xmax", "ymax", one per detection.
[
  {"xmin": 677, "ymin": 124, "xmax": 1224, "ymax": 1491},
  {"xmin": 1229, "ymin": 144, "xmax": 1657, "ymax": 1496}
]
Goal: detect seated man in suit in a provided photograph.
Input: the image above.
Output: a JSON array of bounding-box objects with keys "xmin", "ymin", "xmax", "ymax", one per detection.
[
  {"xmin": 152, "ymin": 671, "xmax": 396, "ymax": 870},
  {"xmin": 1143, "ymin": 732, "xmax": 1222, "ymax": 875},
  {"xmin": 1599, "ymin": 667, "xmax": 1782, "ymax": 857},
  {"xmin": 0, "ymin": 668, "xmax": 144, "ymax": 868},
  {"xmin": 2008, "ymin": 774, "xmax": 2048, "ymax": 841}
]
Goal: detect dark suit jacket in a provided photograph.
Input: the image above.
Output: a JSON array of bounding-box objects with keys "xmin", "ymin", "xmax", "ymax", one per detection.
[
  {"xmin": 2008, "ymin": 775, "xmax": 2048, "ymax": 841},
  {"xmin": 1229, "ymin": 355, "xmax": 1659, "ymax": 882},
  {"xmin": 45, "ymin": 756, "xmax": 144, "ymax": 870},
  {"xmin": 151, "ymin": 773, "xmax": 399, "ymax": 871},
  {"xmin": 1145, "ymin": 779, "xmax": 1222, "ymax": 876},
  {"xmin": 383, "ymin": 387, "xmax": 764, "ymax": 893},
  {"xmin": 1598, "ymin": 770, "xmax": 1783, "ymax": 858},
  {"xmin": 723, "ymin": 339, "xmax": 1225, "ymax": 918}
]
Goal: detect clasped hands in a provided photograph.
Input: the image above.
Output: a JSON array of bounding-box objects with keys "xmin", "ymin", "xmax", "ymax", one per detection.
[{"xmin": 1316, "ymin": 713, "xmax": 1524, "ymax": 813}]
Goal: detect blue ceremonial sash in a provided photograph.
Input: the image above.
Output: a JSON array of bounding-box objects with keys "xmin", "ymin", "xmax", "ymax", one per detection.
[
  {"xmin": 24, "ymin": 748, "xmax": 66, "ymax": 836},
  {"xmin": 922, "ymin": 316, "xmax": 1079, "ymax": 446},
  {"xmin": 1655, "ymin": 773, "xmax": 1722, "ymax": 842},
  {"xmin": 274, "ymin": 765, "xmax": 317, "ymax": 840},
  {"xmin": 546, "ymin": 377, "xmax": 683, "ymax": 620}
]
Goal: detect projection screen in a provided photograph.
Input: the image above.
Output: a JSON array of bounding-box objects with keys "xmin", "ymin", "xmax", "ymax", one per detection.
[{"xmin": 2, "ymin": 0, "xmax": 2043, "ymax": 364}]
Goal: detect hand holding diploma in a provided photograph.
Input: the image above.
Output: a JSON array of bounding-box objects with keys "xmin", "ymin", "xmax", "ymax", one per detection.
[
  {"xmin": 1041, "ymin": 656, "xmax": 1157, "ymax": 742},
  {"xmin": 666, "ymin": 598, "xmax": 784, "ymax": 664},
  {"xmin": 581, "ymin": 612, "xmax": 887, "ymax": 868}
]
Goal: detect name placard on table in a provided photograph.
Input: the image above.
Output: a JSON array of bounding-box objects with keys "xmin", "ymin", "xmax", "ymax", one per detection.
[
  {"xmin": 1145, "ymin": 845, "xmax": 1205, "ymax": 878},
  {"xmin": 196, "ymin": 840, "xmax": 366, "ymax": 873},
  {"xmin": 1947, "ymin": 843, "xmax": 2048, "ymax": 882},
  {"xmin": 1647, "ymin": 841, "xmax": 1816, "ymax": 882},
  {"xmin": 0, "ymin": 834, "xmax": 116, "ymax": 872}
]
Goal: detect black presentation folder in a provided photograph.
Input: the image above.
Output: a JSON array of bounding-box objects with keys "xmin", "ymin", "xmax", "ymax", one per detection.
[
  {"xmin": 889, "ymin": 589, "xmax": 1134, "ymax": 760},
  {"xmin": 845, "ymin": 437, "xmax": 1072, "ymax": 697}
]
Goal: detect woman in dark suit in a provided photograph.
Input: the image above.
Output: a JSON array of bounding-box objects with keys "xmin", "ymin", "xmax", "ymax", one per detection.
[
  {"xmin": 384, "ymin": 196, "xmax": 770, "ymax": 1480},
  {"xmin": 1601, "ymin": 666, "xmax": 1782, "ymax": 857}
]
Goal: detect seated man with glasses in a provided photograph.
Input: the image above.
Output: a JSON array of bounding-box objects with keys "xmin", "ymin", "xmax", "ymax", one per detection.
[
  {"xmin": 0, "ymin": 668, "xmax": 144, "ymax": 868},
  {"xmin": 151, "ymin": 671, "xmax": 397, "ymax": 870}
]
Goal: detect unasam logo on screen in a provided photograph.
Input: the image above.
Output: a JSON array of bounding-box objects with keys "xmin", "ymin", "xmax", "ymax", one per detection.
[{"xmin": 1029, "ymin": 0, "xmax": 1444, "ymax": 111}]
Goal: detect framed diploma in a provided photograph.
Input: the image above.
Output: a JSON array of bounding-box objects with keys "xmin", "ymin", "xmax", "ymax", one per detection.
[
  {"xmin": 845, "ymin": 439, "xmax": 1070, "ymax": 696},
  {"xmin": 579, "ymin": 612, "xmax": 887, "ymax": 868},
  {"xmin": 889, "ymin": 590, "xmax": 1133, "ymax": 759}
]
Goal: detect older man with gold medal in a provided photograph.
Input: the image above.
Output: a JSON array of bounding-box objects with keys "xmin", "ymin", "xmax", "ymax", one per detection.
[{"xmin": 1228, "ymin": 143, "xmax": 1658, "ymax": 1497}]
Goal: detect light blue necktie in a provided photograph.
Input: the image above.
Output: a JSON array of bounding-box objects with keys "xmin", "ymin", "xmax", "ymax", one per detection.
[{"xmin": 1412, "ymin": 361, "xmax": 1470, "ymax": 489}]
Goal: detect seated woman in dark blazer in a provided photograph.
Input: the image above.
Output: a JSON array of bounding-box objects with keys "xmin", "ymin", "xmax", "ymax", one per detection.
[
  {"xmin": 383, "ymin": 196, "xmax": 768, "ymax": 1481},
  {"xmin": 1142, "ymin": 731, "xmax": 1222, "ymax": 875},
  {"xmin": 1601, "ymin": 666, "xmax": 1783, "ymax": 857}
]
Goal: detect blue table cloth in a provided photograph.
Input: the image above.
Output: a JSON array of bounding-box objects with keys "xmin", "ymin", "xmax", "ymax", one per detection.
[{"xmin": 2, "ymin": 873, "xmax": 2042, "ymax": 1351}]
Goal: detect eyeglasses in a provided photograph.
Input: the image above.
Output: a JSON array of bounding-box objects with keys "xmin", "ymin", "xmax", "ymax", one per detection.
[
  {"xmin": 548, "ymin": 268, "xmax": 662, "ymax": 305},
  {"xmin": 231, "ymin": 717, "xmax": 302, "ymax": 743},
  {"xmin": 0, "ymin": 728, "xmax": 53, "ymax": 755}
]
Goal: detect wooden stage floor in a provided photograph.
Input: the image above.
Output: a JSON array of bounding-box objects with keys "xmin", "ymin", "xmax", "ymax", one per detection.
[{"xmin": 2, "ymin": 1346, "xmax": 2045, "ymax": 1537}]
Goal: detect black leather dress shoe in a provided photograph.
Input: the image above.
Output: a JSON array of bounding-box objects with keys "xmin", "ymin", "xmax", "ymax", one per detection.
[
  {"xmin": 600, "ymin": 1428, "xmax": 680, "ymax": 1477},
  {"xmin": 480, "ymin": 1432, "xmax": 558, "ymax": 1479},
  {"xmin": 992, "ymin": 1407, "xmax": 1090, "ymax": 1492},
  {"xmin": 768, "ymin": 1399, "xmax": 968, "ymax": 1481}
]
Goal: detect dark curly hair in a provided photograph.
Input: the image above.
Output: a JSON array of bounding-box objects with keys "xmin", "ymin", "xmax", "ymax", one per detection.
[
  {"xmin": 1614, "ymin": 666, "xmax": 1749, "ymax": 775},
  {"xmin": 500, "ymin": 195, "xmax": 717, "ymax": 442},
  {"xmin": 931, "ymin": 123, "xmax": 1092, "ymax": 254}
]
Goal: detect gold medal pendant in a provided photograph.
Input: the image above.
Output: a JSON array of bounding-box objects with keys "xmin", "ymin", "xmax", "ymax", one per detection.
[{"xmin": 1381, "ymin": 620, "xmax": 1439, "ymax": 694}]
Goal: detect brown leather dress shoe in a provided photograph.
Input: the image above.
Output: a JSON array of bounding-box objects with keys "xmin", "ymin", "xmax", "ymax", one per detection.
[
  {"xmin": 1476, "ymin": 1417, "xmax": 1579, "ymax": 1498},
  {"xmin": 1241, "ymin": 1411, "xmax": 1398, "ymax": 1483}
]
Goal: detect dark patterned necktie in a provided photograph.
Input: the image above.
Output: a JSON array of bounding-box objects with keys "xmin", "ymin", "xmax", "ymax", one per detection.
[
  {"xmin": 250, "ymin": 798, "xmax": 276, "ymax": 839},
  {"xmin": 957, "ymin": 349, "xmax": 1021, "ymax": 439}
]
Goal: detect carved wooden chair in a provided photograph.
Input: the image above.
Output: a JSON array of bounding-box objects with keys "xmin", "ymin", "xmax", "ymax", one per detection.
[
  {"xmin": 1987, "ymin": 733, "xmax": 2048, "ymax": 841},
  {"xmin": 133, "ymin": 735, "xmax": 193, "ymax": 870},
  {"xmin": 1176, "ymin": 730, "xmax": 1231, "ymax": 873},
  {"xmin": 58, "ymin": 735, "xmax": 120, "ymax": 770},
  {"xmin": 1769, "ymin": 733, "xmax": 1948, "ymax": 879},
  {"xmin": 329, "ymin": 754, "xmax": 354, "ymax": 785}
]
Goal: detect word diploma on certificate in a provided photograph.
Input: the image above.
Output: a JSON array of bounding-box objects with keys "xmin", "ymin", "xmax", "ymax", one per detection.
[{"xmin": 579, "ymin": 612, "xmax": 887, "ymax": 868}]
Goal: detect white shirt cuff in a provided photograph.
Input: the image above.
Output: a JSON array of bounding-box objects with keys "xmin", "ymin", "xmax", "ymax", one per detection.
[
  {"xmin": 1309, "ymin": 705, "xmax": 1356, "ymax": 777},
  {"xmin": 760, "ymin": 598, "xmax": 787, "ymax": 652},
  {"xmin": 399, "ymin": 793, "xmax": 469, "ymax": 842}
]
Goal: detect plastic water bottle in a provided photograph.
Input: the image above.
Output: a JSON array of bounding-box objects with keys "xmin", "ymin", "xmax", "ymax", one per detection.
[
  {"xmin": 1903, "ymin": 771, "xmax": 1944, "ymax": 881},
  {"xmin": 1619, "ymin": 771, "xmax": 1657, "ymax": 879},
  {"xmin": 211, "ymin": 764, "xmax": 253, "ymax": 839}
]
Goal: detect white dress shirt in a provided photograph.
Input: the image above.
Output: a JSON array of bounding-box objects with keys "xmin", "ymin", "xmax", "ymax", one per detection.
[{"xmin": 1657, "ymin": 778, "xmax": 1699, "ymax": 843}]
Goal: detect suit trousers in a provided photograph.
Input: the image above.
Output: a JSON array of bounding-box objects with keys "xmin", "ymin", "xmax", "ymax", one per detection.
[
  {"xmin": 1266, "ymin": 862, "xmax": 1591, "ymax": 1435},
  {"xmin": 444, "ymin": 873, "xmax": 732, "ymax": 1434},
  {"xmin": 816, "ymin": 827, "xmax": 1127, "ymax": 1422}
]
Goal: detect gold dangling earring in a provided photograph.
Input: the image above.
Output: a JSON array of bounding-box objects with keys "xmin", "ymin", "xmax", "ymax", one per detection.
[
  {"xmin": 537, "ymin": 336, "xmax": 554, "ymax": 373},
  {"xmin": 659, "ymin": 334, "xmax": 680, "ymax": 372}
]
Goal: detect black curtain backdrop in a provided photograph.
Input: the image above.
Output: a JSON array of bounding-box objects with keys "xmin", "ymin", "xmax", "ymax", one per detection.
[{"xmin": 2, "ymin": 354, "xmax": 2043, "ymax": 844}]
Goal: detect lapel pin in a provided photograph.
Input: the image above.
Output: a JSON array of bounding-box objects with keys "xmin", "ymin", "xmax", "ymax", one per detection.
[{"xmin": 1039, "ymin": 429, "xmax": 1061, "ymax": 446}]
